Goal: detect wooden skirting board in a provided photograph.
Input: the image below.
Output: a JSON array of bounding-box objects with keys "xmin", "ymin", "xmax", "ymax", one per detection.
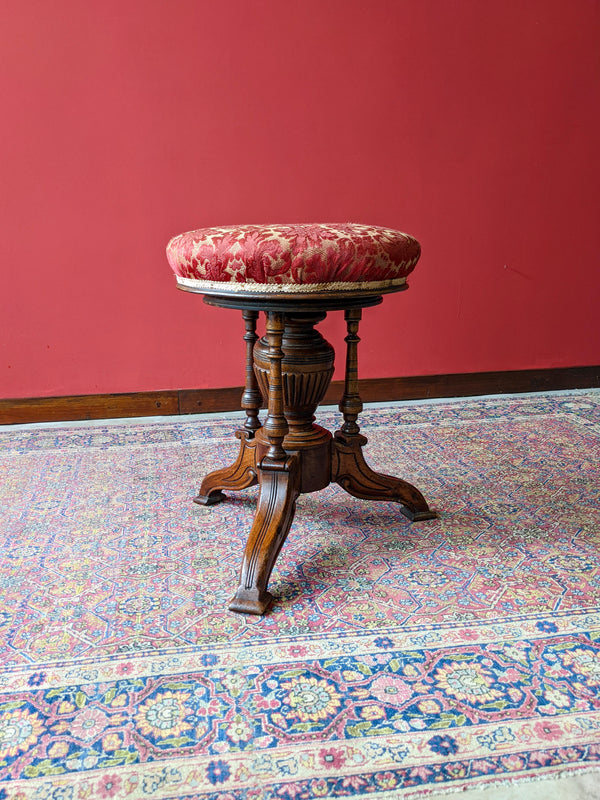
[{"xmin": 1, "ymin": 366, "xmax": 598, "ymax": 426}]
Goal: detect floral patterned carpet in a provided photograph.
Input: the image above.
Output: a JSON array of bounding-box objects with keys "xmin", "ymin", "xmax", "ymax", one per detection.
[{"xmin": 1, "ymin": 392, "xmax": 600, "ymax": 799}]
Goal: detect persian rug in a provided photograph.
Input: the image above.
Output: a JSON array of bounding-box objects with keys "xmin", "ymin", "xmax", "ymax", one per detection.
[{"xmin": 1, "ymin": 391, "xmax": 600, "ymax": 800}]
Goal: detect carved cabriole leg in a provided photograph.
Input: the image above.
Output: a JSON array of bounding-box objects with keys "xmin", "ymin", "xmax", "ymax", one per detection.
[
  {"xmin": 227, "ymin": 458, "xmax": 299, "ymax": 614},
  {"xmin": 229, "ymin": 312, "xmax": 300, "ymax": 615},
  {"xmin": 332, "ymin": 309, "xmax": 437, "ymax": 522},
  {"xmin": 194, "ymin": 310, "xmax": 261, "ymax": 506}
]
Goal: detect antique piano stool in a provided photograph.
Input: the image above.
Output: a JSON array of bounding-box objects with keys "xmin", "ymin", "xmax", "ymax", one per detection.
[{"xmin": 166, "ymin": 224, "xmax": 436, "ymax": 615}]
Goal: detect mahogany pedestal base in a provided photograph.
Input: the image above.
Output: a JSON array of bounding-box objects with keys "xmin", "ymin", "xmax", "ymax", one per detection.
[{"xmin": 193, "ymin": 294, "xmax": 436, "ymax": 615}]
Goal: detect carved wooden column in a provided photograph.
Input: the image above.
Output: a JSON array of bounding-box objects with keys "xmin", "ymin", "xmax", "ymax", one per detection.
[
  {"xmin": 260, "ymin": 312, "xmax": 289, "ymax": 463},
  {"xmin": 253, "ymin": 312, "xmax": 334, "ymax": 494}
]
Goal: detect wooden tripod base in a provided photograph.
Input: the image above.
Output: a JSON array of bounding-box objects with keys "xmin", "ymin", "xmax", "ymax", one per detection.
[{"xmin": 194, "ymin": 297, "xmax": 436, "ymax": 615}]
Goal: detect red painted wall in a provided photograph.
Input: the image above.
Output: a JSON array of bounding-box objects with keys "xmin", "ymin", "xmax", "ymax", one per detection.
[{"xmin": 1, "ymin": 0, "xmax": 599, "ymax": 399}]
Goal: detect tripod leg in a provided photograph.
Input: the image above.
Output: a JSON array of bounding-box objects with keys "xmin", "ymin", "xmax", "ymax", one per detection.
[
  {"xmin": 194, "ymin": 310, "xmax": 262, "ymax": 505},
  {"xmin": 332, "ymin": 308, "xmax": 436, "ymax": 522}
]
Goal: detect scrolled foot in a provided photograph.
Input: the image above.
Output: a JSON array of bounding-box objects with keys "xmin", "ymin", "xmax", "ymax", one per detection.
[
  {"xmin": 194, "ymin": 489, "xmax": 226, "ymax": 506},
  {"xmin": 194, "ymin": 430, "xmax": 259, "ymax": 506}
]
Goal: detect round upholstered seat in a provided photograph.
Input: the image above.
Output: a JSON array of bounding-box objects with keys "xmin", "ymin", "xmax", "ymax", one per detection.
[{"xmin": 166, "ymin": 223, "xmax": 420, "ymax": 299}]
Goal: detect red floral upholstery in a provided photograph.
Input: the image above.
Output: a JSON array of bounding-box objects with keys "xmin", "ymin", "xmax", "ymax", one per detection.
[{"xmin": 166, "ymin": 223, "xmax": 420, "ymax": 297}]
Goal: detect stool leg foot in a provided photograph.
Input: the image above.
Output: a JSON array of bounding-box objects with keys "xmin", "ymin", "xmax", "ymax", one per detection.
[
  {"xmin": 229, "ymin": 456, "xmax": 300, "ymax": 615},
  {"xmin": 332, "ymin": 431, "xmax": 437, "ymax": 521},
  {"xmin": 194, "ymin": 431, "xmax": 259, "ymax": 505}
]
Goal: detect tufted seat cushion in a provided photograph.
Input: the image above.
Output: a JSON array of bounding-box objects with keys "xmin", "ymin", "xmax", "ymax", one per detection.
[{"xmin": 166, "ymin": 223, "xmax": 420, "ymax": 298}]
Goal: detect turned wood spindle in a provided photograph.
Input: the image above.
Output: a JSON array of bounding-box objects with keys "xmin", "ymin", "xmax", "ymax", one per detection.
[
  {"xmin": 339, "ymin": 308, "xmax": 363, "ymax": 436},
  {"xmin": 241, "ymin": 310, "xmax": 262, "ymax": 434},
  {"xmin": 262, "ymin": 312, "xmax": 289, "ymax": 464}
]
